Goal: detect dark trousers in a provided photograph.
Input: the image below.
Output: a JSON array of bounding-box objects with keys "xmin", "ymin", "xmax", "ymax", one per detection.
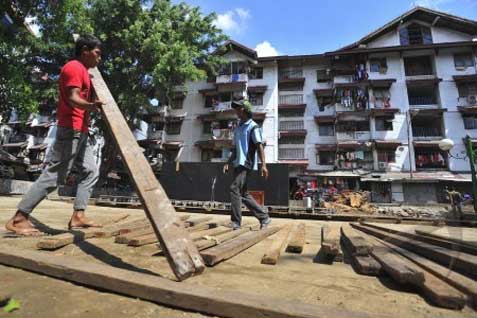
[{"xmin": 230, "ymin": 166, "xmax": 268, "ymax": 226}]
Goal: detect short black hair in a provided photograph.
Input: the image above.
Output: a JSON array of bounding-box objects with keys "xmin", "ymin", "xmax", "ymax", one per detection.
[{"xmin": 74, "ymin": 34, "xmax": 102, "ymax": 58}]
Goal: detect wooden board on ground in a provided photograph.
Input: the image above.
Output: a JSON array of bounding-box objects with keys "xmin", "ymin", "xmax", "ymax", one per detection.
[
  {"xmin": 90, "ymin": 67, "xmax": 203, "ymax": 281},
  {"xmin": 321, "ymin": 225, "xmax": 343, "ymax": 262},
  {"xmin": 0, "ymin": 247, "xmax": 379, "ymax": 318},
  {"xmin": 361, "ymin": 222, "xmax": 477, "ymax": 255},
  {"xmin": 377, "ymin": 239, "xmax": 466, "ymax": 309},
  {"xmin": 415, "ymin": 227, "xmax": 477, "ymax": 248},
  {"xmin": 201, "ymin": 226, "xmax": 282, "ymax": 266},
  {"xmin": 36, "ymin": 214, "xmax": 130, "ymax": 250},
  {"xmin": 340, "ymin": 225, "xmax": 372, "ymax": 256},
  {"xmin": 377, "ymin": 237, "xmax": 477, "ymax": 307},
  {"xmin": 128, "ymin": 221, "xmax": 219, "ymax": 247},
  {"xmin": 262, "ymin": 224, "xmax": 292, "ymax": 265},
  {"xmin": 286, "ymin": 223, "xmax": 306, "ymax": 253},
  {"xmin": 185, "ymin": 216, "xmax": 213, "ymax": 227},
  {"xmin": 351, "ymin": 223, "xmax": 477, "ymax": 279},
  {"xmin": 350, "ymin": 254, "xmax": 382, "ymax": 276}
]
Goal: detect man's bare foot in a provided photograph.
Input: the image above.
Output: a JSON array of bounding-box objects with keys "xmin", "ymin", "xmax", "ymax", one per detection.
[
  {"xmin": 5, "ymin": 211, "xmax": 42, "ymax": 236},
  {"xmin": 68, "ymin": 210, "xmax": 102, "ymax": 229}
]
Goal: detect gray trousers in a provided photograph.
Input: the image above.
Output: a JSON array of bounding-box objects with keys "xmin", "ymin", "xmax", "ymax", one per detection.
[
  {"xmin": 17, "ymin": 126, "xmax": 99, "ymax": 214},
  {"xmin": 230, "ymin": 166, "xmax": 269, "ymax": 226}
]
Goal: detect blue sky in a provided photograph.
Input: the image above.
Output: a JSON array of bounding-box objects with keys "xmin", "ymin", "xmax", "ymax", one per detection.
[{"xmin": 176, "ymin": 0, "xmax": 477, "ymax": 56}]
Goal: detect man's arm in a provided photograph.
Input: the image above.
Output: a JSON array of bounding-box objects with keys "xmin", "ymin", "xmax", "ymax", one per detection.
[
  {"xmin": 257, "ymin": 143, "xmax": 268, "ymax": 178},
  {"xmin": 223, "ymin": 148, "xmax": 236, "ymax": 174},
  {"xmin": 66, "ymin": 87, "xmax": 102, "ymax": 112}
]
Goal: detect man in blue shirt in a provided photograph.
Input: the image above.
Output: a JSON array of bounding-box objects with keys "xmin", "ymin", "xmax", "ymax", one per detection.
[{"xmin": 223, "ymin": 99, "xmax": 271, "ymax": 230}]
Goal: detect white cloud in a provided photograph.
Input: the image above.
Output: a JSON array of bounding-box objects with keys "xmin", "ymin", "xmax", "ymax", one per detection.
[
  {"xmin": 213, "ymin": 8, "xmax": 250, "ymax": 34},
  {"xmin": 255, "ymin": 41, "xmax": 280, "ymax": 57},
  {"xmin": 411, "ymin": 0, "xmax": 454, "ymax": 9}
]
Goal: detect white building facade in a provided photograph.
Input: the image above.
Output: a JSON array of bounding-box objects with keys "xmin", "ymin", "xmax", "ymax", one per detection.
[{"xmin": 142, "ymin": 7, "xmax": 477, "ymax": 203}]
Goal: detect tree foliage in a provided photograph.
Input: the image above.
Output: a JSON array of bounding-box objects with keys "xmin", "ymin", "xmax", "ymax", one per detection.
[{"xmin": 1, "ymin": 0, "xmax": 227, "ymax": 123}]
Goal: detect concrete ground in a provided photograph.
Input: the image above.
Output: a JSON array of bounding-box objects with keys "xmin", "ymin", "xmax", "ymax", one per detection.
[{"xmin": 0, "ymin": 195, "xmax": 475, "ymax": 318}]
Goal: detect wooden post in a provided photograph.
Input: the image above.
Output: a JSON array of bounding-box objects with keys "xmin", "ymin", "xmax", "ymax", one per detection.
[{"xmin": 89, "ymin": 68, "xmax": 204, "ymax": 281}]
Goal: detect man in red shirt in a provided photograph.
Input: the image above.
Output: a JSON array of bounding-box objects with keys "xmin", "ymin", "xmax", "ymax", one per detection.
[{"xmin": 5, "ymin": 34, "xmax": 104, "ymax": 235}]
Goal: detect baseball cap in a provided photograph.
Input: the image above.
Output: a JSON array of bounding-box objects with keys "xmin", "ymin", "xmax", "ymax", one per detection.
[{"xmin": 231, "ymin": 99, "xmax": 252, "ymax": 112}]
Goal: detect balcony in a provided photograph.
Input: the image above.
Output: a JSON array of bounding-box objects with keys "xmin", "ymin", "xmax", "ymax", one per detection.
[
  {"xmin": 279, "ymin": 120, "xmax": 304, "ymax": 131},
  {"xmin": 457, "ymin": 96, "xmax": 477, "ymax": 114},
  {"xmin": 149, "ymin": 130, "xmax": 165, "ymax": 141},
  {"xmin": 336, "ymin": 131, "xmax": 371, "ymax": 142},
  {"xmin": 412, "ymin": 126, "xmax": 443, "ymax": 140},
  {"xmin": 404, "ymin": 56, "xmax": 434, "ymax": 77},
  {"xmin": 278, "ymin": 148, "xmax": 305, "ymax": 160},
  {"xmin": 278, "ymin": 94, "xmax": 306, "ymax": 111},
  {"xmin": 212, "ymin": 101, "xmax": 233, "ymax": 112},
  {"xmin": 216, "ymin": 73, "xmax": 248, "ymax": 84},
  {"xmin": 278, "ymin": 70, "xmax": 305, "ymax": 89},
  {"xmin": 212, "ymin": 128, "xmax": 233, "ymax": 141}
]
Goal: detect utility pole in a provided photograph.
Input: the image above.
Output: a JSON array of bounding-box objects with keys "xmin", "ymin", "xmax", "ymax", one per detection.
[{"xmin": 464, "ymin": 135, "xmax": 477, "ymax": 214}]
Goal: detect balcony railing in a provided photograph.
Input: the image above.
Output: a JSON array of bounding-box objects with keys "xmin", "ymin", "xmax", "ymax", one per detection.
[
  {"xmin": 336, "ymin": 131, "xmax": 371, "ymax": 141},
  {"xmin": 412, "ymin": 127, "xmax": 442, "ymax": 138},
  {"xmin": 279, "ymin": 70, "xmax": 303, "ymax": 80},
  {"xmin": 279, "ymin": 121, "xmax": 304, "ymax": 131},
  {"xmin": 211, "ymin": 129, "xmax": 233, "ymax": 140},
  {"xmin": 216, "ymin": 73, "xmax": 248, "ymax": 84},
  {"xmin": 279, "ymin": 94, "xmax": 303, "ymax": 105},
  {"xmin": 278, "ymin": 148, "xmax": 305, "ymax": 159},
  {"xmin": 212, "ymin": 101, "xmax": 232, "ymax": 112},
  {"xmin": 409, "ymin": 96, "xmax": 437, "ymax": 106},
  {"xmin": 458, "ymin": 96, "xmax": 477, "ymax": 107},
  {"xmin": 149, "ymin": 130, "xmax": 165, "ymax": 140}
]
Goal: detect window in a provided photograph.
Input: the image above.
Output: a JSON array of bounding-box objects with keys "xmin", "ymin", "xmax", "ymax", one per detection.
[
  {"xmin": 369, "ymin": 58, "xmax": 388, "ymax": 73},
  {"xmin": 318, "ymin": 96, "xmax": 333, "ymax": 112},
  {"xmin": 464, "ymin": 116, "xmax": 477, "ymax": 129},
  {"xmin": 373, "ymin": 88, "xmax": 391, "ymax": 108},
  {"xmin": 248, "ymin": 92, "xmax": 264, "ymax": 106},
  {"xmin": 457, "ymin": 83, "xmax": 477, "ymax": 98},
  {"xmin": 336, "ymin": 121, "xmax": 370, "ymax": 132},
  {"xmin": 319, "ymin": 124, "xmax": 335, "ymax": 136},
  {"xmin": 356, "ymin": 121, "xmax": 370, "ymax": 131},
  {"xmin": 316, "ymin": 69, "xmax": 332, "ymax": 82},
  {"xmin": 399, "ymin": 23, "xmax": 433, "ymax": 46},
  {"xmin": 404, "ymin": 56, "xmax": 433, "ymax": 76},
  {"xmin": 375, "ymin": 118, "xmax": 393, "ymax": 131},
  {"xmin": 278, "ymin": 135, "xmax": 305, "ymax": 144},
  {"xmin": 317, "ymin": 151, "xmax": 335, "ymax": 165},
  {"xmin": 279, "ymin": 109, "xmax": 305, "ymax": 117},
  {"xmin": 205, "ymin": 95, "xmax": 216, "ymax": 108},
  {"xmin": 407, "ymin": 85, "xmax": 437, "ymax": 106},
  {"xmin": 454, "ymin": 54, "xmax": 474, "ymax": 69},
  {"xmin": 166, "ymin": 122, "xmax": 182, "ymax": 135},
  {"xmin": 415, "ymin": 150, "xmax": 447, "ymax": 169},
  {"xmin": 378, "ymin": 150, "xmax": 396, "ymax": 163},
  {"xmin": 202, "ymin": 121, "xmax": 212, "ymax": 134},
  {"xmin": 249, "ymin": 67, "xmax": 263, "ymax": 79}
]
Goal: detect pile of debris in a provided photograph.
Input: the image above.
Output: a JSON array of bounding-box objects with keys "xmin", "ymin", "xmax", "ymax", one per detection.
[{"xmin": 323, "ymin": 191, "xmax": 377, "ymax": 214}]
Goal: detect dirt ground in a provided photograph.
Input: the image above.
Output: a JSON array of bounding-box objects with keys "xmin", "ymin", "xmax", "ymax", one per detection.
[{"xmin": 0, "ymin": 195, "xmax": 475, "ymax": 318}]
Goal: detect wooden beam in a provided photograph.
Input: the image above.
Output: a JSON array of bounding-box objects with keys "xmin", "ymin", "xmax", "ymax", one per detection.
[
  {"xmin": 376, "ymin": 240, "xmax": 466, "ymax": 310},
  {"xmin": 185, "ymin": 216, "xmax": 213, "ymax": 227},
  {"xmin": 128, "ymin": 221, "xmax": 219, "ymax": 247},
  {"xmin": 201, "ymin": 226, "xmax": 282, "ymax": 266},
  {"xmin": 286, "ymin": 223, "xmax": 306, "ymax": 253},
  {"xmin": 350, "ymin": 254, "xmax": 382, "ymax": 276},
  {"xmin": 0, "ymin": 247, "xmax": 378, "ymax": 318},
  {"xmin": 362, "ymin": 222, "xmax": 477, "ymax": 255},
  {"xmin": 36, "ymin": 214, "xmax": 130, "ymax": 250},
  {"xmin": 340, "ymin": 225, "xmax": 372, "ymax": 256},
  {"xmin": 90, "ymin": 67, "xmax": 204, "ymax": 281},
  {"xmin": 415, "ymin": 228, "xmax": 477, "ymax": 251},
  {"xmin": 320, "ymin": 225, "xmax": 343, "ymax": 261},
  {"xmin": 115, "ymin": 226, "xmax": 155, "ymax": 244},
  {"xmin": 370, "ymin": 245, "xmax": 425, "ymax": 285},
  {"xmin": 351, "ymin": 223, "xmax": 477, "ymax": 279},
  {"xmin": 377, "ymin": 238, "xmax": 477, "ymax": 307},
  {"xmin": 190, "ymin": 226, "xmax": 233, "ymax": 241},
  {"xmin": 261, "ymin": 225, "xmax": 292, "ymax": 265}
]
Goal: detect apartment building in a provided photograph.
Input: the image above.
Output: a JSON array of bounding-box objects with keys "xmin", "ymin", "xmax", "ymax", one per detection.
[{"xmin": 136, "ymin": 7, "xmax": 477, "ymax": 203}]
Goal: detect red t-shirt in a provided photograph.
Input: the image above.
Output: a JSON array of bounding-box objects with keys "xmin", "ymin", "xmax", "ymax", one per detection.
[{"xmin": 57, "ymin": 60, "xmax": 91, "ymax": 133}]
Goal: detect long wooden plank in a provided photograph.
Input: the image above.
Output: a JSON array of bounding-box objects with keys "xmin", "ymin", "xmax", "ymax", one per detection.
[
  {"xmin": 370, "ymin": 244, "xmax": 425, "ymax": 285},
  {"xmin": 201, "ymin": 227, "xmax": 282, "ymax": 266},
  {"xmin": 351, "ymin": 255, "xmax": 382, "ymax": 276},
  {"xmin": 415, "ymin": 228, "xmax": 477, "ymax": 250},
  {"xmin": 36, "ymin": 214, "xmax": 130, "ymax": 250},
  {"xmin": 93, "ymin": 218, "xmax": 149, "ymax": 238},
  {"xmin": 352, "ymin": 223, "xmax": 477, "ymax": 279},
  {"xmin": 190, "ymin": 226, "xmax": 233, "ymax": 241},
  {"xmin": 185, "ymin": 216, "xmax": 213, "ymax": 227},
  {"xmin": 361, "ymin": 222, "xmax": 477, "ymax": 255},
  {"xmin": 377, "ymin": 239, "xmax": 466, "ymax": 309},
  {"xmin": 340, "ymin": 225, "xmax": 372, "ymax": 256},
  {"xmin": 377, "ymin": 238, "xmax": 477, "ymax": 307},
  {"xmin": 321, "ymin": 225, "xmax": 343, "ymax": 262},
  {"xmin": 90, "ymin": 67, "xmax": 204, "ymax": 280},
  {"xmin": 128, "ymin": 221, "xmax": 218, "ymax": 247},
  {"xmin": 115, "ymin": 226, "xmax": 155, "ymax": 244},
  {"xmin": 286, "ymin": 223, "xmax": 306, "ymax": 253},
  {"xmin": 261, "ymin": 225, "xmax": 292, "ymax": 265},
  {"xmin": 0, "ymin": 247, "xmax": 379, "ymax": 318}
]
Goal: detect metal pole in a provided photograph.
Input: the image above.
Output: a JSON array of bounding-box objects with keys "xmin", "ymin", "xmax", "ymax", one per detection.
[
  {"xmin": 407, "ymin": 111, "xmax": 413, "ymax": 179},
  {"xmin": 464, "ymin": 135, "xmax": 477, "ymax": 214}
]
